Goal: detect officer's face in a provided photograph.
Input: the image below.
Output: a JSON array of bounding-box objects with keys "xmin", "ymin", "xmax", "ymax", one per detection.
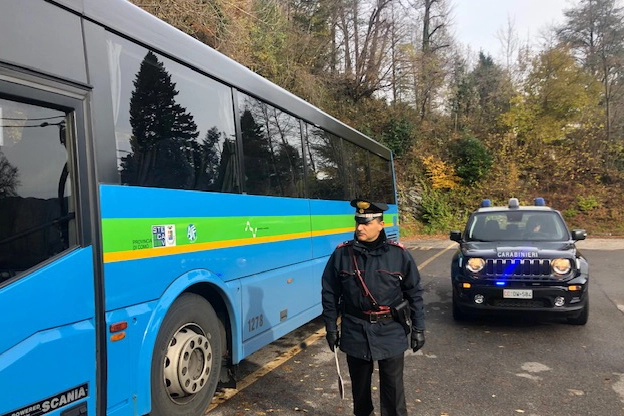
[{"xmin": 355, "ymin": 218, "xmax": 384, "ymax": 242}]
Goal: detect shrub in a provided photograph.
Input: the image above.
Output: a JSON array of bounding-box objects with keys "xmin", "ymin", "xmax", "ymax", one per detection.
[
  {"xmin": 381, "ymin": 117, "xmax": 414, "ymax": 158},
  {"xmin": 453, "ymin": 135, "xmax": 493, "ymax": 185},
  {"xmin": 562, "ymin": 207, "xmax": 579, "ymax": 220},
  {"xmin": 577, "ymin": 195, "xmax": 600, "ymax": 212},
  {"xmin": 419, "ymin": 185, "xmax": 455, "ymax": 234},
  {"xmin": 421, "ymin": 155, "xmax": 460, "ymax": 190}
]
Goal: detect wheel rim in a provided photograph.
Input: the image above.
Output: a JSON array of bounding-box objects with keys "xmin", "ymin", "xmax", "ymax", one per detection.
[{"xmin": 163, "ymin": 323, "xmax": 213, "ymax": 403}]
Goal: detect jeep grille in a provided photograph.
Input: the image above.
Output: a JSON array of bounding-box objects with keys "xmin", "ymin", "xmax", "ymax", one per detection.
[{"xmin": 485, "ymin": 258, "xmax": 552, "ymax": 280}]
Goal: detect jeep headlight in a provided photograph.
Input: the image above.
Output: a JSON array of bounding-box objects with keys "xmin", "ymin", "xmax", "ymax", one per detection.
[
  {"xmin": 551, "ymin": 258, "xmax": 572, "ymax": 276},
  {"xmin": 466, "ymin": 257, "xmax": 485, "ymax": 273}
]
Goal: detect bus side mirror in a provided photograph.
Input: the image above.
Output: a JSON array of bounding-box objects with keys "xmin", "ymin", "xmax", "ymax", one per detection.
[
  {"xmin": 449, "ymin": 230, "xmax": 462, "ymax": 242},
  {"xmin": 571, "ymin": 229, "xmax": 586, "ymax": 241}
]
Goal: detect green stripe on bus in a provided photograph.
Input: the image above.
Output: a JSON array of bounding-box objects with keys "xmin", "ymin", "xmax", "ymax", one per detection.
[{"xmin": 101, "ymin": 214, "xmax": 354, "ymax": 253}]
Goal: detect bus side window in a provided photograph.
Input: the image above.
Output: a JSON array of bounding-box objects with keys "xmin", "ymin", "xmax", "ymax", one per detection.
[
  {"xmin": 0, "ymin": 97, "xmax": 75, "ymax": 281},
  {"xmin": 305, "ymin": 125, "xmax": 346, "ymax": 200},
  {"xmin": 343, "ymin": 140, "xmax": 371, "ymax": 200},
  {"xmin": 369, "ymin": 153, "xmax": 395, "ymax": 204},
  {"xmin": 238, "ymin": 93, "xmax": 305, "ymax": 198},
  {"xmin": 107, "ymin": 37, "xmax": 239, "ymax": 193}
]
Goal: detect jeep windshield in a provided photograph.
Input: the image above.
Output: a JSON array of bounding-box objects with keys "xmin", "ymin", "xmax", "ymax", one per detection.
[{"xmin": 465, "ymin": 211, "xmax": 569, "ymax": 242}]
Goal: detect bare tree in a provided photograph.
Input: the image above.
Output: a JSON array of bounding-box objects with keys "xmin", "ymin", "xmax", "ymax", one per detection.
[
  {"xmin": 496, "ymin": 15, "xmax": 519, "ymax": 74},
  {"xmin": 328, "ymin": 0, "xmax": 397, "ymax": 101},
  {"xmin": 412, "ymin": 0, "xmax": 452, "ymax": 120},
  {"xmin": 558, "ymin": 0, "xmax": 624, "ymax": 149},
  {"xmin": 388, "ymin": 0, "xmax": 417, "ymax": 104}
]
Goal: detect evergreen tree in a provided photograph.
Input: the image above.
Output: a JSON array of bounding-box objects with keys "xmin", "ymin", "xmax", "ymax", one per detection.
[
  {"xmin": 470, "ymin": 52, "xmax": 514, "ymax": 135},
  {"xmin": 239, "ymin": 108, "xmax": 270, "ymax": 194},
  {"xmin": 192, "ymin": 126, "xmax": 223, "ymax": 191},
  {"xmin": 121, "ymin": 51, "xmax": 199, "ymax": 188}
]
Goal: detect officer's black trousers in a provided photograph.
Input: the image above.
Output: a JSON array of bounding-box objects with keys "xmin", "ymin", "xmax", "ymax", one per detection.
[{"xmin": 346, "ymin": 353, "xmax": 407, "ymax": 416}]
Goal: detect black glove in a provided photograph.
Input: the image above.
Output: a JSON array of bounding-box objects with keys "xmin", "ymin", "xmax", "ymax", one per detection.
[
  {"xmin": 411, "ymin": 329, "xmax": 425, "ymax": 352},
  {"xmin": 326, "ymin": 330, "xmax": 340, "ymax": 352}
]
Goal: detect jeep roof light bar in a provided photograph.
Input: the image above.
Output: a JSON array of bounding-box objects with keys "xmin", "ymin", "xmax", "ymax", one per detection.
[
  {"xmin": 481, "ymin": 199, "xmax": 492, "ymax": 208},
  {"xmin": 534, "ymin": 197, "xmax": 546, "ymax": 206},
  {"xmin": 508, "ymin": 198, "xmax": 519, "ymax": 209}
]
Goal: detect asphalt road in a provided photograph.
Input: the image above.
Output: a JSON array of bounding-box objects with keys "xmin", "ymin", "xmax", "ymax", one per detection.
[{"xmin": 207, "ymin": 240, "xmax": 624, "ymax": 416}]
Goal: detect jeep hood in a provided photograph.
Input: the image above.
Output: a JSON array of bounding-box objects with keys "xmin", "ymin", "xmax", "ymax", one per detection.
[{"xmin": 461, "ymin": 241, "xmax": 578, "ymax": 258}]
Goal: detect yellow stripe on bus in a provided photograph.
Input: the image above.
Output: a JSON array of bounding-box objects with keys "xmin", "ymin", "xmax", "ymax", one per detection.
[
  {"xmin": 310, "ymin": 227, "xmax": 354, "ymax": 237},
  {"xmin": 103, "ymin": 228, "xmax": 354, "ymax": 263}
]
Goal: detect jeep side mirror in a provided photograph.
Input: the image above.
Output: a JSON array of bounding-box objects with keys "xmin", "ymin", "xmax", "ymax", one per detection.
[
  {"xmin": 571, "ymin": 229, "xmax": 587, "ymax": 241},
  {"xmin": 449, "ymin": 230, "xmax": 462, "ymax": 242}
]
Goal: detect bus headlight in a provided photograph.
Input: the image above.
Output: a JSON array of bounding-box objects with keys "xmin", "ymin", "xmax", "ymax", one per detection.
[
  {"xmin": 552, "ymin": 258, "xmax": 572, "ymax": 276},
  {"xmin": 466, "ymin": 258, "xmax": 485, "ymax": 273}
]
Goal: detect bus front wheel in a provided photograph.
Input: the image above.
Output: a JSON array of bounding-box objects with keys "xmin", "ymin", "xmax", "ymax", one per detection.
[{"xmin": 150, "ymin": 293, "xmax": 222, "ymax": 416}]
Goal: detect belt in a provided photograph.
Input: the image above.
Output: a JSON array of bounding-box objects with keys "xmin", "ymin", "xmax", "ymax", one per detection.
[{"xmin": 344, "ymin": 304, "xmax": 394, "ymax": 323}]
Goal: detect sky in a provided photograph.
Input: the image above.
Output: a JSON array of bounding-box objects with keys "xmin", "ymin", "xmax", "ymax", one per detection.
[{"xmin": 451, "ymin": 0, "xmax": 572, "ymax": 58}]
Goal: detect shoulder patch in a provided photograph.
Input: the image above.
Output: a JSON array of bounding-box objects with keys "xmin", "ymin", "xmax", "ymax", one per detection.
[
  {"xmin": 337, "ymin": 240, "xmax": 353, "ymax": 249},
  {"xmin": 388, "ymin": 240, "xmax": 406, "ymax": 250}
]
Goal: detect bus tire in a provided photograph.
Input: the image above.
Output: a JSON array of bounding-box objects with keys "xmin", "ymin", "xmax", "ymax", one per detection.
[{"xmin": 150, "ymin": 293, "xmax": 222, "ymax": 416}]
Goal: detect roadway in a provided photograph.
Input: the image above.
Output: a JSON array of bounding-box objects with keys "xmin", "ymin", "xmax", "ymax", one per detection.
[{"xmin": 207, "ymin": 239, "xmax": 624, "ymax": 415}]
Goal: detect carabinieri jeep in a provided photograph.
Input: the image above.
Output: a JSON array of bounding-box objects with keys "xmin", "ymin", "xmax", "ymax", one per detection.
[{"xmin": 449, "ymin": 198, "xmax": 589, "ymax": 325}]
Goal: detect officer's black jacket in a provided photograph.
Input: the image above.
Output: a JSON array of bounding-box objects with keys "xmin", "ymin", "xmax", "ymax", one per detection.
[{"xmin": 321, "ymin": 230, "xmax": 425, "ymax": 361}]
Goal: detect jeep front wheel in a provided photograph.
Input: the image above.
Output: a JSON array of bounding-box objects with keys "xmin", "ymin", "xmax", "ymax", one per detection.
[{"xmin": 567, "ymin": 299, "xmax": 589, "ymax": 325}]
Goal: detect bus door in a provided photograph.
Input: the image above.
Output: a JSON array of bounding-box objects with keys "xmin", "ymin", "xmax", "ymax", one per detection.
[{"xmin": 0, "ymin": 82, "xmax": 98, "ymax": 416}]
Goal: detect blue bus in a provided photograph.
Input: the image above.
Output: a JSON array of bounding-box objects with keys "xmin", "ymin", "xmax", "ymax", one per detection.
[{"xmin": 0, "ymin": 1, "xmax": 399, "ymax": 415}]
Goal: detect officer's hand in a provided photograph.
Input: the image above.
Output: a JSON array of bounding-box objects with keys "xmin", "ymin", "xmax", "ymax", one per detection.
[
  {"xmin": 411, "ymin": 329, "xmax": 425, "ymax": 352},
  {"xmin": 326, "ymin": 330, "xmax": 340, "ymax": 352}
]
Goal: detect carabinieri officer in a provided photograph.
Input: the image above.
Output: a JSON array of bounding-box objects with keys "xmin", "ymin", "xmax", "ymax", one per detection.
[{"xmin": 321, "ymin": 199, "xmax": 425, "ymax": 416}]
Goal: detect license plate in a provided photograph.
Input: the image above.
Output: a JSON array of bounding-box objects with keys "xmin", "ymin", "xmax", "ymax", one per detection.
[{"xmin": 503, "ymin": 289, "xmax": 533, "ymax": 299}]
